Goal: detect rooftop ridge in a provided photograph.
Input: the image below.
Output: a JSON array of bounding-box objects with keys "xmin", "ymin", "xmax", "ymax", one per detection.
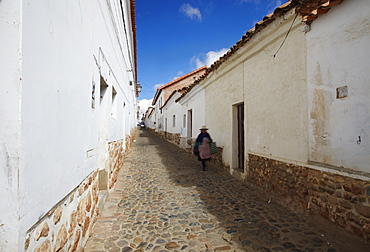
[{"xmin": 158, "ymin": 66, "xmax": 207, "ymax": 90}]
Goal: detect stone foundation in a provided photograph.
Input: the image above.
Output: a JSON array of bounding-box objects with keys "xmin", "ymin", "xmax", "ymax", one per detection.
[
  {"xmin": 24, "ymin": 131, "xmax": 137, "ymax": 251},
  {"xmin": 107, "ymin": 131, "xmax": 136, "ymax": 189},
  {"xmin": 179, "ymin": 137, "xmax": 191, "ymax": 149},
  {"xmin": 125, "ymin": 128, "xmax": 137, "ymax": 151},
  {"xmin": 107, "ymin": 131, "xmax": 136, "ymax": 190},
  {"xmin": 24, "ymin": 170, "xmax": 99, "ymax": 252},
  {"xmin": 164, "ymin": 132, "xmax": 181, "ymax": 145},
  {"xmin": 248, "ymin": 153, "xmax": 370, "ymax": 240},
  {"xmin": 107, "ymin": 140, "xmax": 124, "ymax": 190}
]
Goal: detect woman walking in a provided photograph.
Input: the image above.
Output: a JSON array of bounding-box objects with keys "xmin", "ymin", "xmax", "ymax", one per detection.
[{"xmin": 194, "ymin": 125, "xmax": 213, "ymax": 171}]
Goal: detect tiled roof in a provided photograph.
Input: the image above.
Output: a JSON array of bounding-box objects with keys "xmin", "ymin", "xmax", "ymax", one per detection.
[
  {"xmin": 158, "ymin": 66, "xmax": 207, "ymax": 90},
  {"xmin": 176, "ymin": 0, "xmax": 344, "ymax": 102},
  {"xmin": 152, "ymin": 66, "xmax": 207, "ymax": 105},
  {"xmin": 144, "ymin": 107, "xmax": 154, "ymax": 118},
  {"xmin": 160, "ymin": 90, "xmax": 178, "ymax": 109}
]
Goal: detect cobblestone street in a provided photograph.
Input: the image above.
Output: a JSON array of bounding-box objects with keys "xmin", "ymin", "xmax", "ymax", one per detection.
[{"xmin": 84, "ymin": 128, "xmax": 370, "ymax": 252}]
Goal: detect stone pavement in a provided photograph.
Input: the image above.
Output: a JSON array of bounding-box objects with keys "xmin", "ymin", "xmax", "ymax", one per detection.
[{"xmin": 84, "ymin": 128, "xmax": 370, "ymax": 252}]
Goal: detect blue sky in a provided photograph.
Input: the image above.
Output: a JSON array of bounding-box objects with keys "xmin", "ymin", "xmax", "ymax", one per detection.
[{"xmin": 136, "ymin": 0, "xmax": 284, "ymax": 112}]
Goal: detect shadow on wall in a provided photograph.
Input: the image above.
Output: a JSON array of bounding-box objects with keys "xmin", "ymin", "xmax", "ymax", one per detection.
[{"xmin": 134, "ymin": 128, "xmax": 370, "ymax": 252}]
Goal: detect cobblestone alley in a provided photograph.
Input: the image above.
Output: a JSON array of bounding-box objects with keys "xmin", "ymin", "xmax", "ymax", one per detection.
[{"xmin": 84, "ymin": 128, "xmax": 370, "ymax": 252}]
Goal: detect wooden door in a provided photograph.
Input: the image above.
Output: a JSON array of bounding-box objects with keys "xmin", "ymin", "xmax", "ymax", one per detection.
[{"xmin": 237, "ymin": 104, "xmax": 245, "ymax": 169}]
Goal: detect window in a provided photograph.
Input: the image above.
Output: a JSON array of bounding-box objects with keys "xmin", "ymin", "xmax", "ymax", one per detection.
[
  {"xmin": 183, "ymin": 114, "xmax": 186, "ymax": 128},
  {"xmin": 111, "ymin": 86, "xmax": 117, "ymax": 118},
  {"xmin": 100, "ymin": 76, "xmax": 108, "ymax": 103},
  {"xmin": 91, "ymin": 81, "xmax": 96, "ymax": 108},
  {"xmin": 159, "ymin": 98, "xmax": 163, "ymax": 114},
  {"xmin": 173, "ymin": 115, "xmax": 176, "ymax": 127},
  {"xmin": 187, "ymin": 109, "xmax": 192, "ymax": 139}
]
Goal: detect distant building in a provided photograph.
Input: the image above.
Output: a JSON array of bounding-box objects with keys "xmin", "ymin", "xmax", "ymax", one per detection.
[
  {"xmin": 0, "ymin": 0, "xmax": 138, "ymax": 251},
  {"xmin": 151, "ymin": 66, "xmax": 207, "ymax": 135},
  {"xmin": 144, "ymin": 107, "xmax": 155, "ymax": 130}
]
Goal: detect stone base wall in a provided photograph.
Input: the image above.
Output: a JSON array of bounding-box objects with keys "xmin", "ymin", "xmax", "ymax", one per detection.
[
  {"xmin": 24, "ymin": 170, "xmax": 99, "ymax": 252},
  {"xmin": 106, "ymin": 129, "xmax": 137, "ymax": 190},
  {"xmin": 164, "ymin": 132, "xmax": 181, "ymax": 145},
  {"xmin": 107, "ymin": 140, "xmax": 124, "ymax": 190},
  {"xmin": 108, "ymin": 130, "xmax": 136, "ymax": 190},
  {"xmin": 248, "ymin": 153, "xmax": 370, "ymax": 240},
  {"xmin": 179, "ymin": 137, "xmax": 191, "ymax": 150},
  {"xmin": 24, "ymin": 130, "xmax": 137, "ymax": 252},
  {"xmin": 125, "ymin": 128, "xmax": 137, "ymax": 151},
  {"xmin": 210, "ymin": 146, "xmax": 224, "ymax": 168}
]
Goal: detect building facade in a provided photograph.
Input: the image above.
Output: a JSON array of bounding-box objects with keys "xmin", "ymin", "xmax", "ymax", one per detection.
[
  {"xmin": 0, "ymin": 0, "xmax": 138, "ymax": 251},
  {"xmin": 143, "ymin": 107, "xmax": 155, "ymax": 131},
  {"xmin": 176, "ymin": 84, "xmax": 207, "ymax": 149},
  {"xmin": 153, "ymin": 0, "xmax": 370, "ymax": 239},
  {"xmin": 151, "ymin": 66, "xmax": 207, "ymax": 136}
]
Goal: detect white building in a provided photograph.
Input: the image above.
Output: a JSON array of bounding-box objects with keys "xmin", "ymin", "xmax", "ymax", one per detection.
[
  {"xmin": 161, "ymin": 0, "xmax": 370, "ymax": 239},
  {"xmin": 143, "ymin": 107, "xmax": 155, "ymax": 130},
  {"xmin": 306, "ymin": 0, "xmax": 370, "ymax": 172},
  {"xmin": 0, "ymin": 0, "xmax": 138, "ymax": 251},
  {"xmin": 151, "ymin": 66, "xmax": 207, "ymax": 135},
  {"xmin": 176, "ymin": 83, "xmax": 207, "ymax": 149}
]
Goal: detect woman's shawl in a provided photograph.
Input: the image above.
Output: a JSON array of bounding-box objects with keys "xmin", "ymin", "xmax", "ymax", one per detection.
[{"xmin": 199, "ymin": 138, "xmax": 211, "ymax": 159}]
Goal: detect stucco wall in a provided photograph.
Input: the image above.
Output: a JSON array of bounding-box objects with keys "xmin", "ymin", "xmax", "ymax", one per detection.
[
  {"xmin": 306, "ymin": 0, "xmax": 370, "ymax": 172},
  {"xmin": 0, "ymin": 0, "xmax": 137, "ymax": 250},
  {"xmin": 144, "ymin": 108, "xmax": 155, "ymax": 130},
  {"xmin": 205, "ymin": 10, "xmax": 307, "ymax": 169},
  {"xmin": 152, "ymin": 68, "xmax": 207, "ymax": 136},
  {"xmin": 244, "ymin": 14, "xmax": 308, "ymax": 163},
  {"xmin": 204, "ymin": 63, "xmax": 244, "ymax": 168},
  {"xmin": 0, "ymin": 1, "xmax": 22, "ymax": 249},
  {"xmin": 178, "ymin": 85, "xmax": 206, "ymax": 142},
  {"xmin": 162, "ymin": 92, "xmax": 182, "ymax": 135}
]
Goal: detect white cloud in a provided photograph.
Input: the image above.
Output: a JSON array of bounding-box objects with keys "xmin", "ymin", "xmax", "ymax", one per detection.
[
  {"xmin": 191, "ymin": 48, "xmax": 229, "ymax": 68},
  {"xmin": 273, "ymin": 0, "xmax": 282, "ymax": 9},
  {"xmin": 180, "ymin": 3, "xmax": 202, "ymax": 21},
  {"xmin": 167, "ymin": 71, "xmax": 185, "ymax": 82},
  {"xmin": 267, "ymin": 1, "xmax": 282, "ymax": 13},
  {"xmin": 138, "ymin": 98, "xmax": 153, "ymax": 117},
  {"xmin": 154, "ymin": 83, "xmax": 164, "ymax": 90}
]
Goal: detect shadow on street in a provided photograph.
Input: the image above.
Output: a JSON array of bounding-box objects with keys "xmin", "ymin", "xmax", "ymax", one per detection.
[{"xmin": 136, "ymin": 127, "xmax": 370, "ymax": 252}]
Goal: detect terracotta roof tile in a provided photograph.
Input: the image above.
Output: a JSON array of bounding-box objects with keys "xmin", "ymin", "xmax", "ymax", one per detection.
[
  {"xmin": 160, "ymin": 90, "xmax": 178, "ymax": 109},
  {"xmin": 152, "ymin": 66, "xmax": 207, "ymax": 105},
  {"xmin": 158, "ymin": 66, "xmax": 207, "ymax": 90}
]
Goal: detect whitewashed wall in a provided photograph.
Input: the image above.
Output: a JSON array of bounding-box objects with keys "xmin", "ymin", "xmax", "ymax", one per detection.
[
  {"xmin": 204, "ymin": 11, "xmax": 307, "ymax": 170},
  {"xmin": 178, "ymin": 85, "xmax": 206, "ymax": 144},
  {"xmin": 162, "ymin": 92, "xmax": 182, "ymax": 134},
  {"xmin": 307, "ymin": 0, "xmax": 370, "ymax": 172},
  {"xmin": 0, "ymin": 1, "xmax": 22, "ymax": 250},
  {"xmin": 203, "ymin": 63, "xmax": 244, "ymax": 169},
  {"xmin": 154, "ymin": 94, "xmax": 164, "ymax": 133},
  {"xmin": 243, "ymin": 13, "xmax": 308, "ymax": 163},
  {"xmin": 144, "ymin": 107, "xmax": 155, "ymax": 130},
  {"xmin": 0, "ymin": 0, "xmax": 137, "ymax": 250}
]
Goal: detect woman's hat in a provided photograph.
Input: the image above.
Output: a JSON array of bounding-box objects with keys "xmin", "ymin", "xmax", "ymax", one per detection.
[{"xmin": 200, "ymin": 125, "xmax": 208, "ymax": 130}]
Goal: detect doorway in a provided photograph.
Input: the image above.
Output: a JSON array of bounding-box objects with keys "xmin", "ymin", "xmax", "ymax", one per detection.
[
  {"xmin": 233, "ymin": 103, "xmax": 245, "ymax": 171},
  {"xmin": 187, "ymin": 109, "xmax": 192, "ymax": 142}
]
